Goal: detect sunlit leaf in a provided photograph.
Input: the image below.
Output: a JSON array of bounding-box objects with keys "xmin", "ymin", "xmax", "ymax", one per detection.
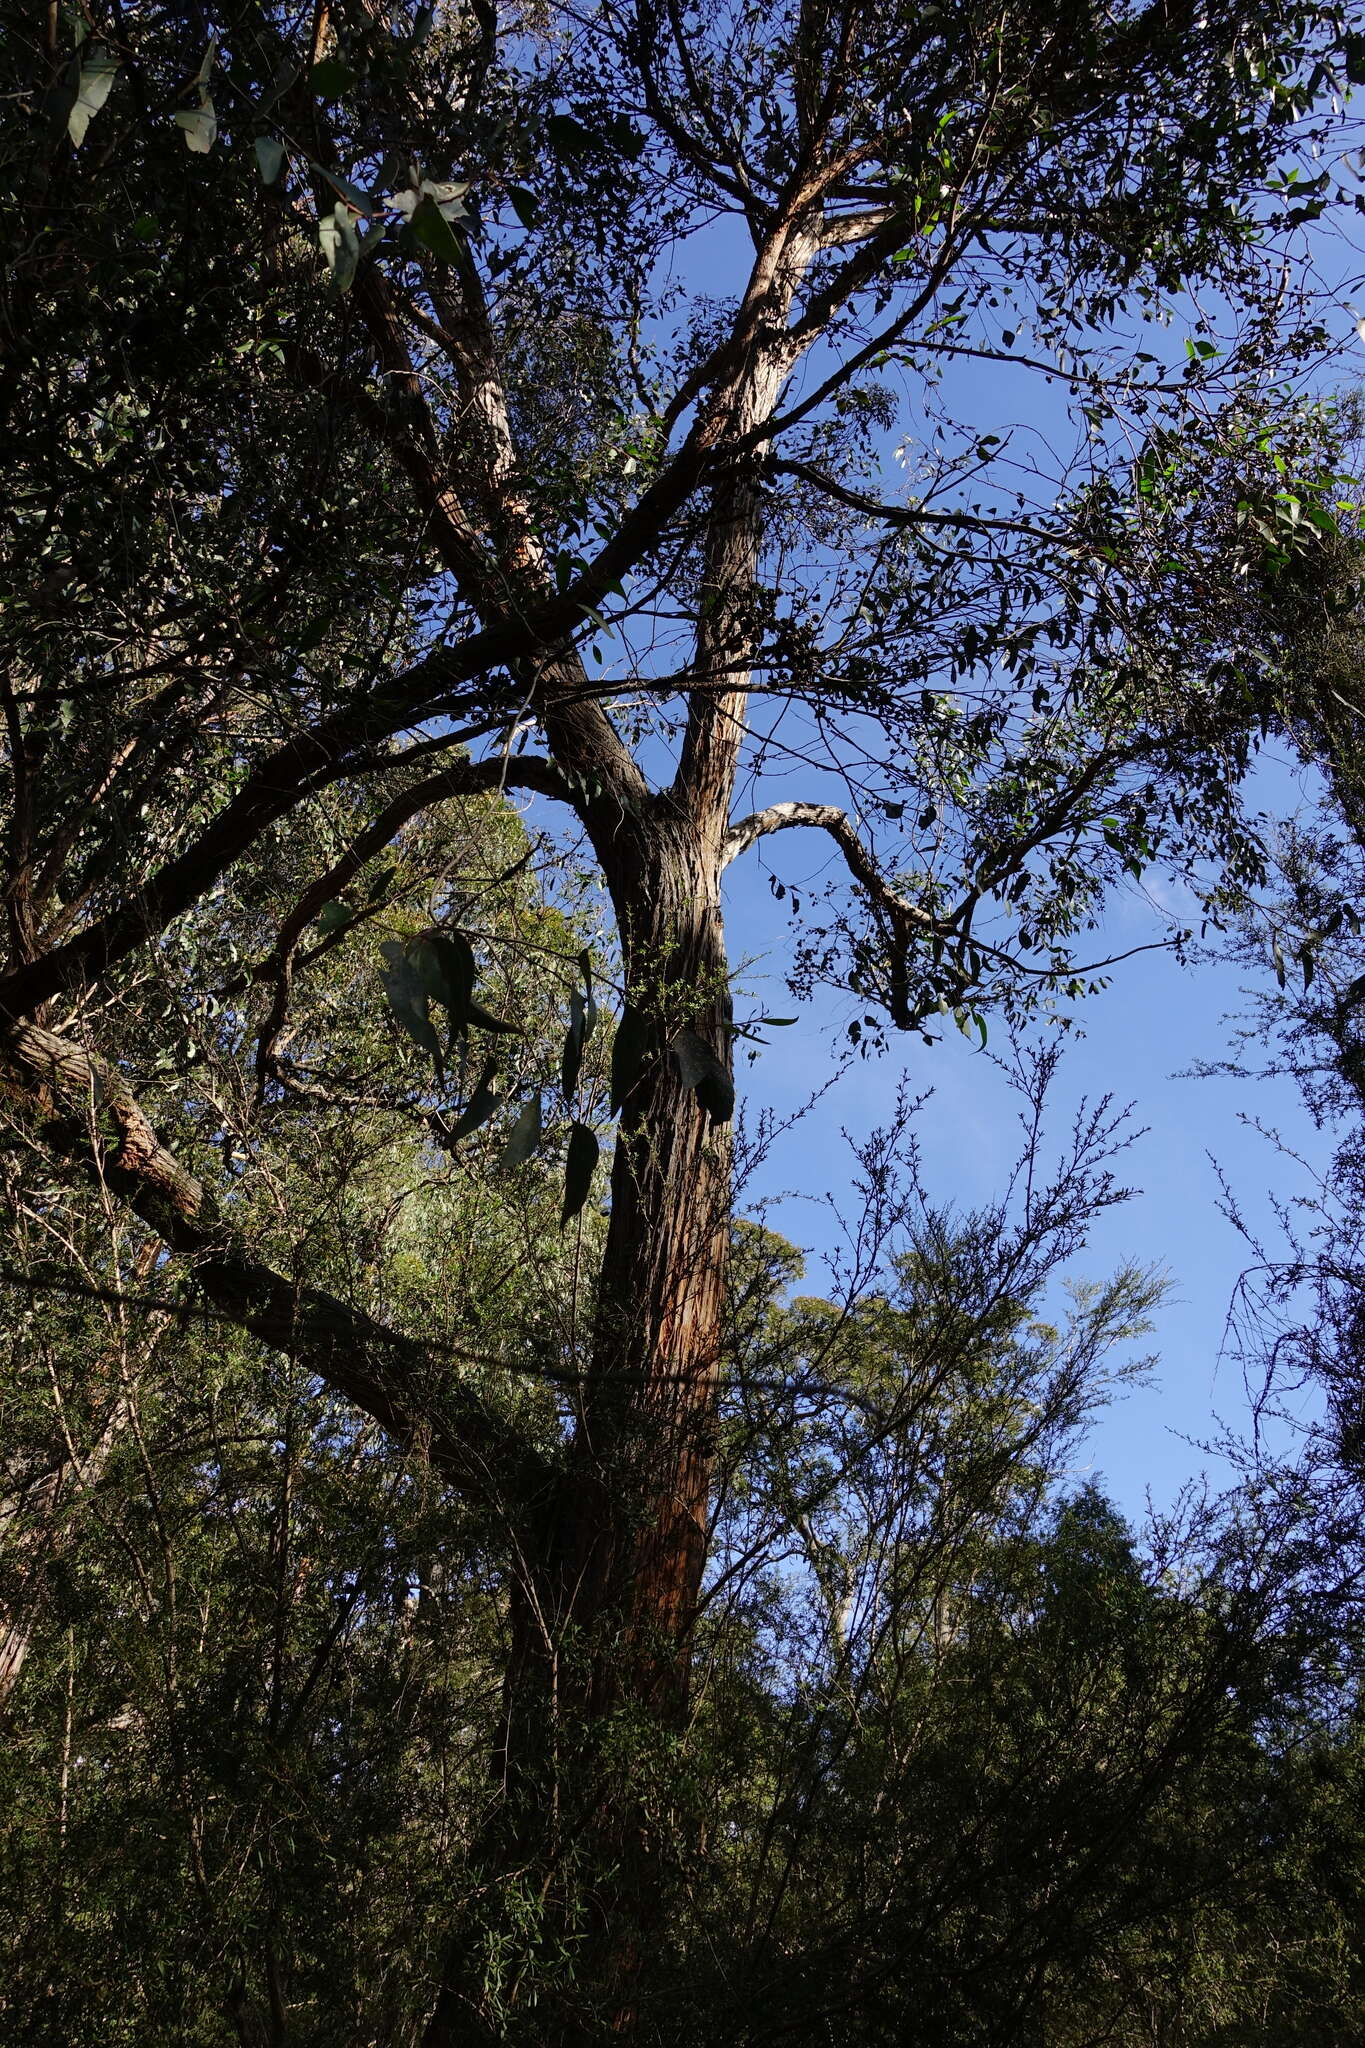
[
  {"xmin": 498, "ymin": 1091, "xmax": 542, "ymax": 1170},
  {"xmin": 67, "ymin": 46, "xmax": 118, "ymax": 149}
]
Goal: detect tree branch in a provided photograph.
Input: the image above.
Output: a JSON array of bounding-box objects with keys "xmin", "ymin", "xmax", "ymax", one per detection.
[{"xmin": 0, "ymin": 1020, "xmax": 544, "ymax": 1507}]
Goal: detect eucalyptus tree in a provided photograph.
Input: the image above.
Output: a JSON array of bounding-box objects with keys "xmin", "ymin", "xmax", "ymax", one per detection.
[{"xmin": 3, "ymin": 0, "xmax": 1362, "ymax": 2031}]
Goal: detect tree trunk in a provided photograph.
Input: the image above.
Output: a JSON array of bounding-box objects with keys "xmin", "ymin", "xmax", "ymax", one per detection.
[
  {"xmin": 426, "ymin": 822, "xmax": 734, "ymax": 2043},
  {"xmin": 426, "ymin": 249, "xmax": 801, "ymax": 2044}
]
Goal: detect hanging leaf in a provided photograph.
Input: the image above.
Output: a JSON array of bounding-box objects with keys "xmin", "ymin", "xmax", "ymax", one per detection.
[
  {"xmin": 408, "ymin": 192, "xmax": 464, "ymax": 262},
  {"xmin": 379, "ymin": 940, "xmax": 441, "ymax": 1059},
  {"xmin": 261, "ymin": 61, "xmax": 300, "ymax": 109},
  {"xmin": 311, "ymin": 55, "xmax": 358, "ymax": 98},
  {"xmin": 323, "ymin": 167, "xmax": 378, "ymax": 213},
  {"xmin": 467, "ymin": 999, "xmax": 518, "ymax": 1035},
  {"xmin": 546, "ymin": 111, "xmax": 597, "ymax": 157},
  {"xmin": 561, "ymin": 1122, "xmax": 599, "ymax": 1228},
  {"xmin": 412, "ymin": 930, "xmax": 476, "ymax": 1027},
  {"xmin": 176, "ymin": 94, "xmax": 217, "ymax": 154},
  {"xmin": 254, "ymin": 135, "xmax": 286, "ymax": 185},
  {"xmin": 319, "ymin": 202, "xmax": 360, "ymax": 290},
  {"xmin": 610, "ymin": 1002, "xmax": 650, "ymax": 1114},
  {"xmin": 420, "ymin": 178, "xmax": 469, "ymax": 218},
  {"xmin": 497, "ymin": 1091, "xmax": 541, "ymax": 1170},
  {"xmin": 670, "ymin": 1028, "xmax": 734, "ymax": 1124},
  {"xmin": 560, "ymin": 979, "xmax": 598, "ymax": 1099},
  {"xmin": 68, "ymin": 46, "xmax": 119, "ymax": 149},
  {"xmin": 445, "ymin": 1058, "xmax": 500, "ymax": 1142},
  {"xmin": 316, "ymin": 899, "xmax": 351, "ymax": 935},
  {"xmin": 507, "ymin": 184, "xmax": 540, "ymax": 229},
  {"xmin": 194, "ymin": 32, "xmax": 219, "ymax": 86}
]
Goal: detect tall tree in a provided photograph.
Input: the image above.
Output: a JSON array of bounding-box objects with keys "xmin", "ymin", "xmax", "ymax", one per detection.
[{"xmin": 2, "ymin": 0, "xmax": 1360, "ymax": 2028}]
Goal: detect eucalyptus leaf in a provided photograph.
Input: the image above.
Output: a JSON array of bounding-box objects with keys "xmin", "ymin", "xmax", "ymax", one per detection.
[
  {"xmin": 446, "ymin": 1058, "xmax": 500, "ymax": 1141},
  {"xmin": 68, "ymin": 46, "xmax": 118, "ymax": 149},
  {"xmin": 311, "ymin": 55, "xmax": 358, "ymax": 98},
  {"xmin": 467, "ymin": 999, "xmax": 518, "ymax": 1035},
  {"xmin": 670, "ymin": 1028, "xmax": 734, "ymax": 1124},
  {"xmin": 409, "ymin": 193, "xmax": 464, "ymax": 263},
  {"xmin": 561, "ymin": 1122, "xmax": 599, "ymax": 1228},
  {"xmin": 412, "ymin": 931, "xmax": 476, "ymax": 1022},
  {"xmin": 319, "ymin": 203, "xmax": 360, "ymax": 290},
  {"xmin": 316, "ymin": 899, "xmax": 351, "ymax": 935},
  {"xmin": 254, "ymin": 135, "xmax": 286, "ymax": 186},
  {"xmin": 560, "ymin": 983, "xmax": 597, "ymax": 1099},
  {"xmin": 497, "ymin": 1091, "xmax": 542, "ymax": 1171},
  {"xmin": 175, "ymin": 95, "xmax": 217, "ymax": 154},
  {"xmin": 610, "ymin": 1003, "xmax": 650, "ymax": 1114},
  {"xmin": 379, "ymin": 940, "xmax": 441, "ymax": 1060}
]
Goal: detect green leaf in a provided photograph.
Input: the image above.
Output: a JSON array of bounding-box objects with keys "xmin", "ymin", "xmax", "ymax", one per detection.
[
  {"xmin": 607, "ymin": 114, "xmax": 644, "ymax": 160},
  {"xmin": 497, "ymin": 1092, "xmax": 542, "ymax": 1171},
  {"xmin": 412, "ymin": 930, "xmax": 476, "ymax": 1022},
  {"xmin": 446, "ymin": 1058, "xmax": 500, "ymax": 1141},
  {"xmin": 409, "ymin": 193, "xmax": 463, "ymax": 263},
  {"xmin": 316, "ymin": 899, "xmax": 351, "ymax": 935},
  {"xmin": 311, "ymin": 55, "xmax": 358, "ymax": 98},
  {"xmin": 319, "ymin": 203, "xmax": 360, "ymax": 290},
  {"xmin": 561, "ymin": 1122, "xmax": 599, "ymax": 1227},
  {"xmin": 261, "ymin": 62, "xmax": 300, "ymax": 109},
  {"xmin": 254, "ymin": 135, "xmax": 286, "ymax": 186},
  {"xmin": 407, "ymin": 930, "xmax": 516, "ymax": 1035},
  {"xmin": 467, "ymin": 1000, "xmax": 518, "ymax": 1035},
  {"xmin": 507, "ymin": 184, "xmax": 540, "ymax": 229},
  {"xmin": 546, "ymin": 111, "xmax": 597, "ymax": 157},
  {"xmin": 379, "ymin": 940, "xmax": 441, "ymax": 1060},
  {"xmin": 68, "ymin": 45, "xmax": 118, "ymax": 149},
  {"xmin": 670, "ymin": 1028, "xmax": 734, "ymax": 1124},
  {"xmin": 610, "ymin": 1002, "xmax": 650, "ymax": 1114},
  {"xmin": 175, "ymin": 95, "xmax": 217, "ymax": 154},
  {"xmin": 560, "ymin": 981, "xmax": 598, "ymax": 1099},
  {"xmin": 323, "ymin": 168, "xmax": 376, "ymax": 213}
]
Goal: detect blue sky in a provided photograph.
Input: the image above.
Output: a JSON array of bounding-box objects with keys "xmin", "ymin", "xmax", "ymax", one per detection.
[
  {"xmin": 723, "ymin": 825, "xmax": 1324, "ymax": 1517},
  {"xmin": 724, "ymin": 724, "xmax": 1342, "ymax": 1523}
]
